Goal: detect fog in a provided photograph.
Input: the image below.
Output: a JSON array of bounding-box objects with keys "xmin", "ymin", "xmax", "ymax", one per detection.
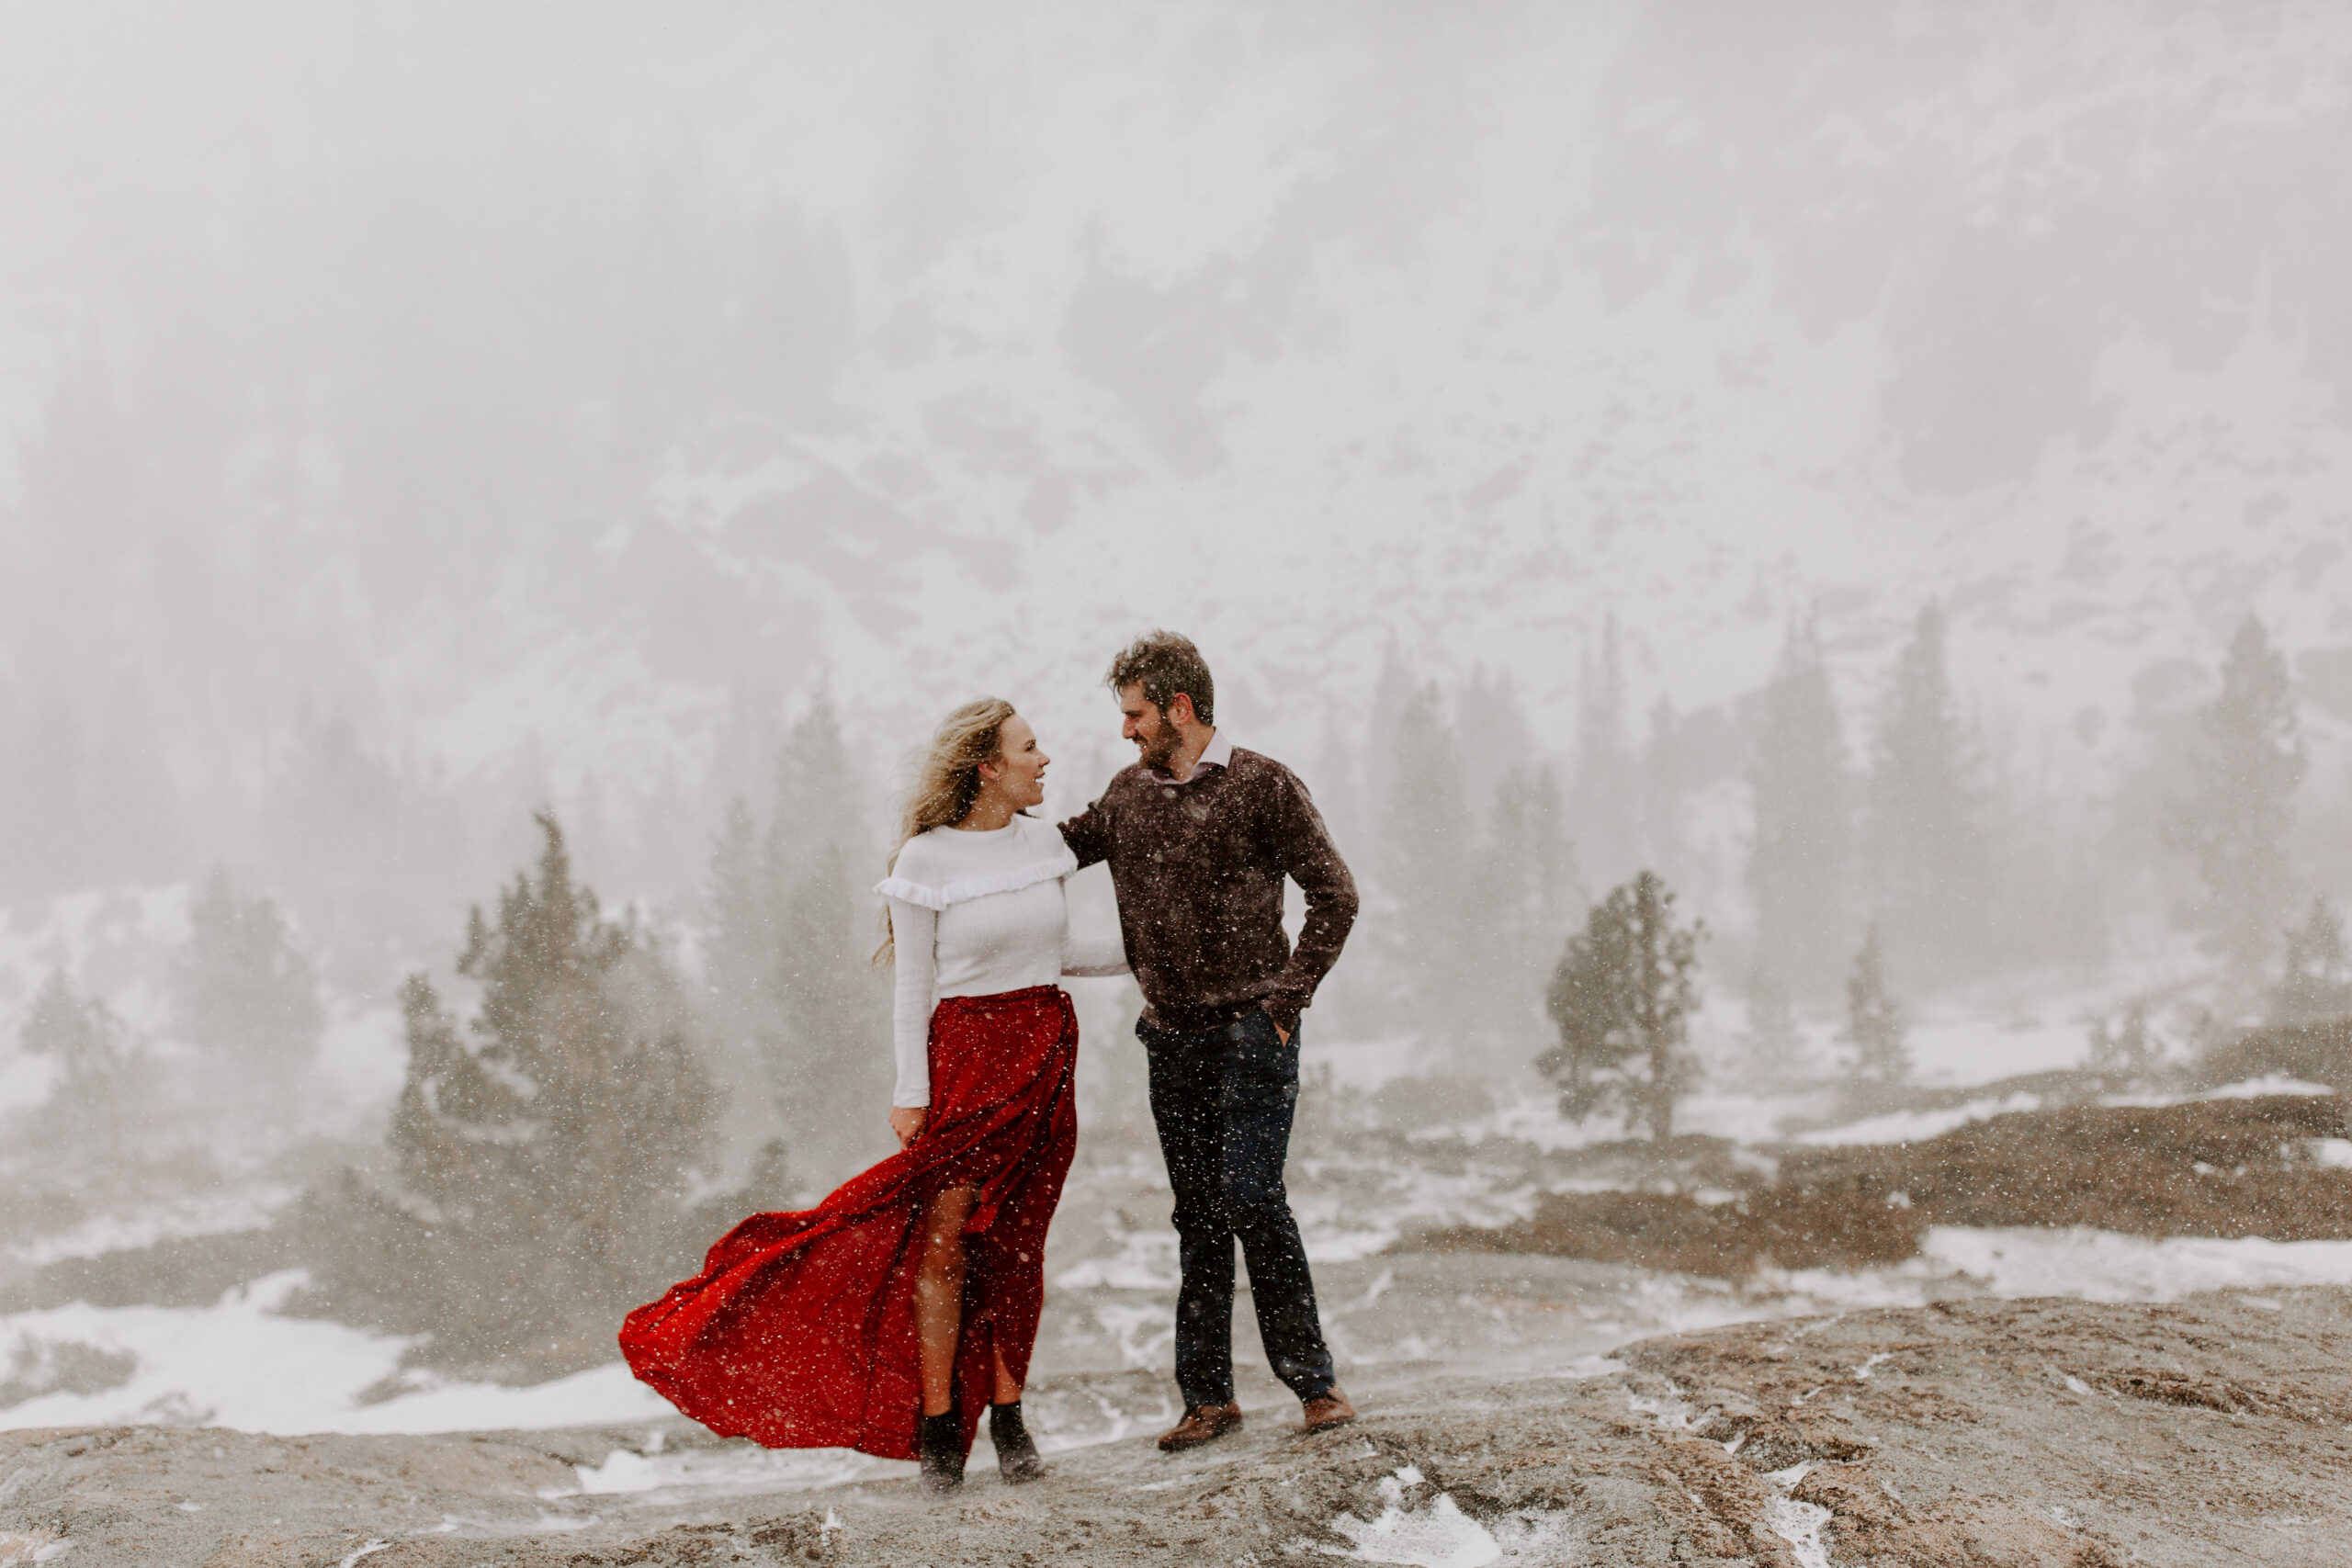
[{"xmin": 5, "ymin": 0, "xmax": 2352, "ymax": 1473}]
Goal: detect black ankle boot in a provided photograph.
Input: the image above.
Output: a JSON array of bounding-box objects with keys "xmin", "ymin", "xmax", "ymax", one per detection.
[
  {"xmin": 918, "ymin": 1409, "xmax": 965, "ymax": 1494},
  {"xmin": 990, "ymin": 1400, "xmax": 1046, "ymax": 1484}
]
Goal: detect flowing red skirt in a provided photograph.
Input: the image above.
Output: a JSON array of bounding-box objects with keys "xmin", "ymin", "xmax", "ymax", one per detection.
[{"xmin": 618, "ymin": 986, "xmax": 1079, "ymax": 1461}]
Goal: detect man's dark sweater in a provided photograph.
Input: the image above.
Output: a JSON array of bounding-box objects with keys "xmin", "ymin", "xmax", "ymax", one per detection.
[{"xmin": 1058, "ymin": 746, "xmax": 1357, "ymax": 1037}]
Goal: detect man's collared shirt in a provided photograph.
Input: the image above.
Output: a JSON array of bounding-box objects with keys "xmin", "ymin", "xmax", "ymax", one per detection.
[{"xmin": 1150, "ymin": 728, "xmax": 1233, "ymax": 786}]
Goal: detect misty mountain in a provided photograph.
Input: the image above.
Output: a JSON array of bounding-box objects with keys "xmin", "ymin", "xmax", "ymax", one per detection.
[{"xmin": 1, "ymin": 0, "xmax": 2347, "ymax": 927}]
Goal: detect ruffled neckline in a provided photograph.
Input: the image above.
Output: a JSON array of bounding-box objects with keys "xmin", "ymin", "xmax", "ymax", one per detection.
[{"xmin": 875, "ymin": 821, "xmax": 1078, "ymax": 911}]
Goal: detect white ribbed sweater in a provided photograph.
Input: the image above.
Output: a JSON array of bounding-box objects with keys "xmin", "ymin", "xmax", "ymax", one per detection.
[{"xmin": 876, "ymin": 815, "xmax": 1127, "ymax": 1108}]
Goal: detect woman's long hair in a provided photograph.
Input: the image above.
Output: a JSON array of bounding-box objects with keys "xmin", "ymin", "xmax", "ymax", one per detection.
[{"xmin": 873, "ymin": 696, "xmax": 1017, "ymax": 965}]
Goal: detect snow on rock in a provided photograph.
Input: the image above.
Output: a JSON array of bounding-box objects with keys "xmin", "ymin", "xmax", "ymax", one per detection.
[
  {"xmin": 1795, "ymin": 1092, "xmax": 2046, "ymax": 1147},
  {"xmin": 565, "ymin": 1445, "xmax": 905, "ymax": 1499},
  {"xmin": 1326, "ymin": 1469, "xmax": 1504, "ymax": 1567}
]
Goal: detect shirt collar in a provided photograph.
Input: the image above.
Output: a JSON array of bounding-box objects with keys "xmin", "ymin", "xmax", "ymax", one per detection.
[{"xmin": 1152, "ymin": 728, "xmax": 1232, "ymax": 785}]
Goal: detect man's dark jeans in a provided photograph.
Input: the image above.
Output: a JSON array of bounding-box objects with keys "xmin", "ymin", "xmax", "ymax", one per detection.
[{"xmin": 1138, "ymin": 1008, "xmax": 1336, "ymax": 1408}]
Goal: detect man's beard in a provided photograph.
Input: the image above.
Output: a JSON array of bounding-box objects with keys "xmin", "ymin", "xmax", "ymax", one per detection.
[{"xmin": 1136, "ymin": 723, "xmax": 1182, "ymax": 773}]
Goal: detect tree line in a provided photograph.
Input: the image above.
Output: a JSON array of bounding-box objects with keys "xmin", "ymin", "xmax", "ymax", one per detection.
[{"xmin": 1524, "ymin": 606, "xmax": 2336, "ymax": 1137}]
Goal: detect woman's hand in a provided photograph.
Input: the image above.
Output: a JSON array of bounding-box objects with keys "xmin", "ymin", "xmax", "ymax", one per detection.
[{"xmin": 888, "ymin": 1105, "xmax": 928, "ymax": 1148}]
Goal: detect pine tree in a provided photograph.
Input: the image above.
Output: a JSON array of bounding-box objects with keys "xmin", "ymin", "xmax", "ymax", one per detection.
[
  {"xmin": 1867, "ymin": 605, "xmax": 1987, "ymax": 985},
  {"xmin": 264, "ymin": 708, "xmax": 469, "ymax": 906},
  {"xmin": 2168, "ymin": 615, "xmax": 2305, "ymax": 979},
  {"xmin": 2271, "ymin": 897, "xmax": 2352, "ymax": 1024},
  {"xmin": 1313, "ymin": 709, "xmax": 1366, "ymax": 861},
  {"xmin": 761, "ymin": 694, "xmax": 888, "ymax": 1177},
  {"xmin": 1571, "ymin": 619, "xmax": 1640, "ymax": 890},
  {"xmin": 1379, "ymin": 680, "xmax": 1476, "ymax": 1034},
  {"xmin": 1, "ymin": 702, "xmax": 92, "ymax": 900},
  {"xmin": 1466, "ymin": 762, "xmax": 1579, "ymax": 1043},
  {"xmin": 388, "ymin": 812, "xmax": 714, "ymax": 1295},
  {"xmin": 1453, "ymin": 668, "xmax": 1534, "ymax": 832},
  {"xmin": 1363, "ymin": 641, "xmax": 1418, "ymax": 777},
  {"xmin": 20, "ymin": 971, "xmax": 140, "ymax": 1160},
  {"xmin": 1748, "ymin": 623, "xmax": 1850, "ymax": 998},
  {"xmin": 1639, "ymin": 697, "xmax": 1690, "ymax": 894},
  {"xmin": 1843, "ymin": 927, "xmax": 1908, "ymax": 1085},
  {"xmin": 2086, "ymin": 1001, "xmax": 2157, "ymax": 1080},
  {"xmin": 1540, "ymin": 871, "xmax": 1703, "ymax": 1139},
  {"xmin": 173, "ymin": 868, "xmax": 326, "ymax": 1107},
  {"xmin": 703, "ymin": 795, "xmax": 774, "ymax": 1051},
  {"xmin": 1743, "ymin": 962, "xmax": 1802, "ymax": 1083}
]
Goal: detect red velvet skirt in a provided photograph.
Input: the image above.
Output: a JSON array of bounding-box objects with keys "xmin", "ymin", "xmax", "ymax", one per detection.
[{"xmin": 618, "ymin": 986, "xmax": 1080, "ymax": 1461}]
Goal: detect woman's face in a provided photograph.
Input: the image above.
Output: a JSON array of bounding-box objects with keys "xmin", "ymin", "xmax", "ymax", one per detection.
[{"xmin": 987, "ymin": 714, "xmax": 1050, "ymax": 808}]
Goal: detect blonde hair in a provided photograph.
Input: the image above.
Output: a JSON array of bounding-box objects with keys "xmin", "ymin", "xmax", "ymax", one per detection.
[{"xmin": 874, "ymin": 696, "xmax": 1017, "ymax": 964}]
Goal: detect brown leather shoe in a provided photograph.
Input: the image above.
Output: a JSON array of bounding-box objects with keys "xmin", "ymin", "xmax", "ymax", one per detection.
[
  {"xmin": 1301, "ymin": 1387, "xmax": 1357, "ymax": 1434},
  {"xmin": 1157, "ymin": 1401, "xmax": 1244, "ymax": 1451}
]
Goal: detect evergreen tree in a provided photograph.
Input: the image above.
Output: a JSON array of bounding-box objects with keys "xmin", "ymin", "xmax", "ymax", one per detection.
[
  {"xmin": 2086, "ymin": 1001, "xmax": 2157, "ymax": 1080},
  {"xmin": 2271, "ymin": 896, "xmax": 2352, "ymax": 1024},
  {"xmin": 1363, "ymin": 641, "xmax": 1418, "ymax": 780},
  {"xmin": 1743, "ymin": 962, "xmax": 1802, "ymax": 1083},
  {"xmin": 1867, "ymin": 605, "xmax": 1988, "ymax": 984},
  {"xmin": 1453, "ymin": 668, "xmax": 1534, "ymax": 830},
  {"xmin": 265, "ymin": 709, "xmax": 470, "ymax": 905},
  {"xmin": 1842, "ymin": 927, "xmax": 1908, "ymax": 1084},
  {"xmin": 173, "ymin": 868, "xmax": 326, "ymax": 1105},
  {"xmin": 1639, "ymin": 697, "xmax": 1690, "ymax": 893},
  {"xmin": 2167, "ymin": 615, "xmax": 2305, "ymax": 979},
  {"xmin": 1379, "ymin": 680, "xmax": 1476, "ymax": 1033},
  {"xmin": 1, "ymin": 702, "xmax": 92, "ymax": 900},
  {"xmin": 1540, "ymin": 871, "xmax": 1703, "ymax": 1139},
  {"xmin": 1748, "ymin": 623, "xmax": 1850, "ymax": 997},
  {"xmin": 695, "ymin": 694, "xmax": 887, "ymax": 1182},
  {"xmin": 760, "ymin": 693, "xmax": 888, "ymax": 1177},
  {"xmin": 1466, "ymin": 762, "xmax": 1579, "ymax": 1043},
  {"xmin": 1311, "ymin": 709, "xmax": 1367, "ymax": 874},
  {"xmin": 702, "ymin": 795, "xmax": 773, "ymax": 1055},
  {"xmin": 20, "ymin": 971, "xmax": 141, "ymax": 1160},
  {"xmin": 1570, "ymin": 619, "xmax": 1640, "ymax": 890},
  {"xmin": 388, "ymin": 812, "xmax": 714, "ymax": 1295}
]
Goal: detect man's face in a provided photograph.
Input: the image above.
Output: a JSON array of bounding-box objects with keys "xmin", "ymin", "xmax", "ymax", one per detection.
[{"xmin": 1118, "ymin": 683, "xmax": 1183, "ymax": 773}]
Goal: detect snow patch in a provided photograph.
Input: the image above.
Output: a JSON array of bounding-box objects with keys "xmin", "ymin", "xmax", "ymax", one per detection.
[
  {"xmin": 1796, "ymin": 1092, "xmax": 2042, "ymax": 1147},
  {"xmin": 6, "ymin": 1187, "xmax": 298, "ymax": 1269},
  {"xmin": 1771, "ymin": 1227, "xmax": 2352, "ymax": 1312},
  {"xmin": 1928, "ymin": 1227, "xmax": 2352, "ymax": 1301},
  {"xmin": 1762, "ymin": 1495, "xmax": 1833, "ymax": 1568},
  {"xmin": 1794, "ymin": 1076, "xmax": 2337, "ymax": 1148},
  {"xmin": 566, "ymin": 1444, "xmax": 907, "ymax": 1499},
  {"xmin": 0, "ymin": 1272, "xmax": 669, "ymax": 1436},
  {"xmin": 1324, "ymin": 1470, "xmax": 1502, "ymax": 1567}
]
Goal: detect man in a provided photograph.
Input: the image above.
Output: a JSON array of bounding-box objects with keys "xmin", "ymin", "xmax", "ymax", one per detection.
[{"xmin": 1058, "ymin": 631, "xmax": 1361, "ymax": 1450}]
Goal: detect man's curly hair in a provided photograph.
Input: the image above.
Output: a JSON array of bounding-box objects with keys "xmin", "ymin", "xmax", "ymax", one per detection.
[{"xmin": 1105, "ymin": 631, "xmax": 1215, "ymax": 724}]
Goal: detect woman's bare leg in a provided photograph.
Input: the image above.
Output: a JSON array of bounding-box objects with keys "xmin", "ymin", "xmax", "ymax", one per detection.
[
  {"xmin": 918, "ymin": 1188, "xmax": 1032, "ymax": 1415},
  {"xmin": 916, "ymin": 1187, "xmax": 976, "ymax": 1417}
]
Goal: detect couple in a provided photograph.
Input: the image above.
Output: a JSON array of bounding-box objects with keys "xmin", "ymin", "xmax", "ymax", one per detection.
[{"xmin": 620, "ymin": 631, "xmax": 1362, "ymax": 1493}]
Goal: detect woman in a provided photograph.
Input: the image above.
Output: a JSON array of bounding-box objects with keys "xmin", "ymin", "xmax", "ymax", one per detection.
[{"xmin": 620, "ymin": 698, "xmax": 1124, "ymax": 1494}]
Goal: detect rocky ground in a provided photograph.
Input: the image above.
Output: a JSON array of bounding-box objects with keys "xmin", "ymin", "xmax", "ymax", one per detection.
[{"xmin": 7, "ymin": 1286, "xmax": 2352, "ymax": 1566}]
